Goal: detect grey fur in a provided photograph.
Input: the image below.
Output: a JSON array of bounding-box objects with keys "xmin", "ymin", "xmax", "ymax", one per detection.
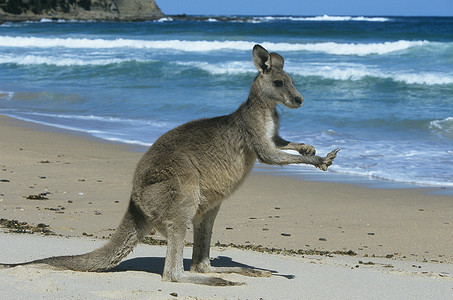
[{"xmin": 0, "ymin": 45, "xmax": 339, "ymax": 285}]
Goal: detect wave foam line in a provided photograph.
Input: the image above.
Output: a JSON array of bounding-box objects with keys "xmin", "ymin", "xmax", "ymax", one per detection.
[
  {"xmin": 290, "ymin": 65, "xmax": 453, "ymax": 85},
  {"xmin": 1, "ymin": 112, "xmax": 155, "ymax": 147},
  {"xmin": 179, "ymin": 61, "xmax": 453, "ymax": 85},
  {"xmin": 0, "ymin": 36, "xmax": 256, "ymax": 51},
  {"xmin": 0, "ymin": 54, "xmax": 151, "ymax": 66},
  {"xmin": 253, "ymin": 15, "xmax": 390, "ymax": 22},
  {"xmin": 0, "ymin": 37, "xmax": 434, "ymax": 56},
  {"xmin": 0, "ymin": 54, "xmax": 145, "ymax": 66},
  {"xmin": 0, "ymin": 113, "xmax": 97, "ymax": 135},
  {"xmin": 429, "ymin": 117, "xmax": 453, "ymax": 136},
  {"xmin": 175, "ymin": 61, "xmax": 254, "ymax": 75},
  {"xmin": 7, "ymin": 110, "xmax": 171, "ymax": 127},
  {"xmin": 100, "ymin": 137, "xmax": 152, "ymax": 147},
  {"xmin": 0, "ymin": 90, "xmax": 14, "ymax": 100},
  {"xmin": 329, "ymin": 166, "xmax": 453, "ymax": 187}
]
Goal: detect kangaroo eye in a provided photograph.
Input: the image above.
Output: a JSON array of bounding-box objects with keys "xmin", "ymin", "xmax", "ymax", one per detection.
[{"xmin": 274, "ymin": 80, "xmax": 284, "ymax": 87}]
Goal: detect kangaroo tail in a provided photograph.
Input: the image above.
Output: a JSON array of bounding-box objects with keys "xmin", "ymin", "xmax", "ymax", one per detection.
[{"xmin": 1, "ymin": 200, "xmax": 149, "ymax": 272}]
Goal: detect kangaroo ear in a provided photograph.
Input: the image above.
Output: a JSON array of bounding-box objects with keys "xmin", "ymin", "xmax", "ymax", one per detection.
[
  {"xmin": 253, "ymin": 44, "xmax": 271, "ymax": 73},
  {"xmin": 270, "ymin": 52, "xmax": 284, "ymax": 70}
]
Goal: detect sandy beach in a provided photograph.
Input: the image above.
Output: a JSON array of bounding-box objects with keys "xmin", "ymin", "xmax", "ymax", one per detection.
[{"xmin": 1, "ymin": 114, "xmax": 453, "ymax": 299}]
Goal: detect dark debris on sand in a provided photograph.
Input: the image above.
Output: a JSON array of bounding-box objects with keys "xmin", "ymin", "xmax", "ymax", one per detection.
[
  {"xmin": 214, "ymin": 241, "xmax": 357, "ymax": 257},
  {"xmin": 0, "ymin": 218, "xmax": 56, "ymax": 235},
  {"xmin": 141, "ymin": 236, "xmax": 356, "ymax": 257}
]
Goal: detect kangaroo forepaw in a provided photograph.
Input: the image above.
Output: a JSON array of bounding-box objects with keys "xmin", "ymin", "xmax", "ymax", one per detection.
[
  {"xmin": 298, "ymin": 144, "xmax": 316, "ymax": 156},
  {"xmin": 318, "ymin": 148, "xmax": 340, "ymax": 171}
]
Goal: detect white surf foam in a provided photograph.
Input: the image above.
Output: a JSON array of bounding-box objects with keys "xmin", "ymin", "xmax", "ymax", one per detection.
[
  {"xmin": 177, "ymin": 60, "xmax": 453, "ymax": 86},
  {"xmin": 329, "ymin": 165, "xmax": 453, "ymax": 187},
  {"xmin": 0, "ymin": 54, "xmax": 143, "ymax": 66},
  {"xmin": 5, "ymin": 53, "xmax": 448, "ymax": 86},
  {"xmin": 429, "ymin": 117, "xmax": 453, "ymax": 137},
  {"xmin": 391, "ymin": 73, "xmax": 453, "ymax": 85},
  {"xmin": 0, "ymin": 36, "xmax": 433, "ymax": 56},
  {"xmin": 282, "ymin": 40, "xmax": 430, "ymax": 56},
  {"xmin": 175, "ymin": 61, "xmax": 254, "ymax": 75},
  {"xmin": 0, "ymin": 91, "xmax": 14, "ymax": 100},
  {"xmin": 1, "ymin": 112, "xmax": 162, "ymax": 147},
  {"xmin": 6, "ymin": 111, "xmax": 170, "ymax": 127},
  {"xmin": 253, "ymin": 15, "xmax": 390, "ymax": 22},
  {"xmin": 288, "ymin": 64, "xmax": 453, "ymax": 85},
  {"xmin": 157, "ymin": 17, "xmax": 174, "ymax": 22},
  {"xmin": 99, "ymin": 137, "xmax": 152, "ymax": 147},
  {"xmin": 0, "ymin": 36, "xmax": 255, "ymax": 51}
]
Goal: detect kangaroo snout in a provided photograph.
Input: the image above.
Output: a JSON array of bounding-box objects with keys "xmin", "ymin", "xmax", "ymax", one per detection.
[
  {"xmin": 286, "ymin": 95, "xmax": 303, "ymax": 108},
  {"xmin": 295, "ymin": 96, "xmax": 303, "ymax": 106}
]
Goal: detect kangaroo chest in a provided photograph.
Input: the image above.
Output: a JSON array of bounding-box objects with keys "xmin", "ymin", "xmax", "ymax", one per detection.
[{"xmin": 264, "ymin": 111, "xmax": 277, "ymax": 142}]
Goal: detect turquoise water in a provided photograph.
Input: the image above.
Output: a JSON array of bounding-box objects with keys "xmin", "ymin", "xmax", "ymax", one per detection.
[{"xmin": 0, "ymin": 16, "xmax": 452, "ymax": 187}]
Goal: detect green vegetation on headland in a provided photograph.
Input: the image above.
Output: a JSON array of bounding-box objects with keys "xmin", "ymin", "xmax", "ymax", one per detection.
[{"xmin": 0, "ymin": 0, "xmax": 164, "ymax": 22}]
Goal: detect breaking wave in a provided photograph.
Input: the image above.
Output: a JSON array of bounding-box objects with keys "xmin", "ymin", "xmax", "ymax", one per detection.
[
  {"xmin": 0, "ymin": 36, "xmax": 437, "ymax": 56},
  {"xmin": 430, "ymin": 117, "xmax": 453, "ymax": 138},
  {"xmin": 178, "ymin": 61, "xmax": 453, "ymax": 86},
  {"xmin": 251, "ymin": 15, "xmax": 391, "ymax": 22},
  {"xmin": 0, "ymin": 54, "xmax": 144, "ymax": 66},
  {"xmin": 1, "ymin": 53, "xmax": 451, "ymax": 86}
]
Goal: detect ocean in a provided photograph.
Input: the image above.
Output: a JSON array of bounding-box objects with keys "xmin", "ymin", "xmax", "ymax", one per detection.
[{"xmin": 0, "ymin": 16, "xmax": 452, "ymax": 188}]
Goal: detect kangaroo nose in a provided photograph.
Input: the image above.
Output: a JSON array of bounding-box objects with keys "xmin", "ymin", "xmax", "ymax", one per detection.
[{"xmin": 295, "ymin": 97, "xmax": 303, "ymax": 105}]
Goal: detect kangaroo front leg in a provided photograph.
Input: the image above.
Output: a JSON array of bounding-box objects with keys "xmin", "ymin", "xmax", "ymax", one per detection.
[
  {"xmin": 280, "ymin": 142, "xmax": 316, "ymax": 156},
  {"xmin": 258, "ymin": 147, "xmax": 339, "ymax": 170},
  {"xmin": 298, "ymin": 148, "xmax": 340, "ymax": 171},
  {"xmin": 274, "ymin": 136, "xmax": 316, "ymax": 155},
  {"xmin": 191, "ymin": 205, "xmax": 272, "ymax": 278}
]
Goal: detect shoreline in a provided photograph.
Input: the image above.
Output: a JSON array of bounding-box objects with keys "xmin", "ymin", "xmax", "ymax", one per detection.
[
  {"xmin": 3, "ymin": 112, "xmax": 451, "ymax": 194},
  {"xmin": 1, "ymin": 114, "xmax": 453, "ymax": 265},
  {"xmin": 254, "ymin": 163, "xmax": 453, "ymax": 196}
]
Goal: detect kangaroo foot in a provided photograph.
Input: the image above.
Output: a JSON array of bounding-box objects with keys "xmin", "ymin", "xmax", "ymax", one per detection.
[
  {"xmin": 223, "ymin": 267, "xmax": 272, "ymax": 277},
  {"xmin": 163, "ymin": 272, "xmax": 244, "ymax": 286},
  {"xmin": 318, "ymin": 148, "xmax": 340, "ymax": 171},
  {"xmin": 191, "ymin": 265, "xmax": 272, "ymax": 277},
  {"xmin": 183, "ymin": 275, "xmax": 244, "ymax": 286}
]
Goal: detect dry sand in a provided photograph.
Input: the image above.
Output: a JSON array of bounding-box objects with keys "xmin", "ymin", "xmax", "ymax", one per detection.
[
  {"xmin": 1, "ymin": 114, "xmax": 453, "ymax": 299},
  {"xmin": 1, "ymin": 234, "xmax": 453, "ymax": 299}
]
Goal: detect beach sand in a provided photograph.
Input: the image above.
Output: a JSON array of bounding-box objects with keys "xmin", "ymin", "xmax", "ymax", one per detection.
[
  {"xmin": 2, "ymin": 234, "xmax": 453, "ymax": 299},
  {"xmin": 1, "ymin": 115, "xmax": 453, "ymax": 299}
]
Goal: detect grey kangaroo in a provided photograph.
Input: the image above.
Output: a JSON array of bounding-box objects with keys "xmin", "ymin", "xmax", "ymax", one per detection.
[{"xmin": 1, "ymin": 45, "xmax": 339, "ymax": 286}]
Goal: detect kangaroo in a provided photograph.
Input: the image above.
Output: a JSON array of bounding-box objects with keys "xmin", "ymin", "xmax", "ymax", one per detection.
[{"xmin": 0, "ymin": 45, "xmax": 339, "ymax": 286}]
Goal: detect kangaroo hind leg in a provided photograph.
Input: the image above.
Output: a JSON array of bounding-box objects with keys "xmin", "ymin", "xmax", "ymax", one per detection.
[
  {"xmin": 158, "ymin": 181, "xmax": 240, "ymax": 286},
  {"xmin": 162, "ymin": 214, "xmax": 240, "ymax": 286},
  {"xmin": 191, "ymin": 205, "xmax": 272, "ymax": 278}
]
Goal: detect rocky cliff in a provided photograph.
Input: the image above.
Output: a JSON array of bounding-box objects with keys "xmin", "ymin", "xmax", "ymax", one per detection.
[{"xmin": 0, "ymin": 0, "xmax": 164, "ymax": 22}]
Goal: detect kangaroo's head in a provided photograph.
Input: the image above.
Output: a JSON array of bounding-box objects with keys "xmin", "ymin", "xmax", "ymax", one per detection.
[{"xmin": 252, "ymin": 44, "xmax": 303, "ymax": 109}]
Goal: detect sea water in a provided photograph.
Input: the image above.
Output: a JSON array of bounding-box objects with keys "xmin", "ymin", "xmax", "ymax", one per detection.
[{"xmin": 0, "ymin": 16, "xmax": 452, "ymax": 187}]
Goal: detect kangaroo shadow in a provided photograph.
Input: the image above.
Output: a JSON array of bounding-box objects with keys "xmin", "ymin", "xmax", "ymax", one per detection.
[{"xmin": 111, "ymin": 255, "xmax": 294, "ymax": 279}]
